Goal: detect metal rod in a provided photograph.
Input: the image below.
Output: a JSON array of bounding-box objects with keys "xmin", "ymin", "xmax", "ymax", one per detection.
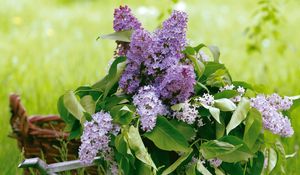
[{"xmin": 18, "ymin": 157, "xmax": 101, "ymax": 174}]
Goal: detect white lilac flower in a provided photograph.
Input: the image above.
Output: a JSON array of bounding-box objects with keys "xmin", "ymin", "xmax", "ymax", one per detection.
[
  {"xmin": 198, "ymin": 51, "xmax": 209, "ymax": 62},
  {"xmin": 250, "ymin": 94, "xmax": 294, "ymax": 137},
  {"xmin": 231, "ymin": 86, "xmax": 245, "ymax": 102},
  {"xmin": 209, "ymin": 158, "xmax": 222, "ymax": 167},
  {"xmin": 173, "ymin": 100, "xmax": 199, "ymax": 124},
  {"xmin": 196, "ymin": 93, "xmax": 215, "ymax": 106},
  {"xmin": 133, "ymin": 86, "xmax": 169, "ymax": 131},
  {"xmin": 220, "ymin": 85, "xmax": 245, "ymax": 102},
  {"xmin": 110, "ymin": 161, "xmax": 119, "ymax": 175},
  {"xmin": 111, "ymin": 124, "xmax": 121, "ymax": 136},
  {"xmin": 79, "ymin": 111, "xmax": 114, "ymax": 165},
  {"xmin": 197, "ymin": 118, "xmax": 205, "ymax": 127},
  {"xmin": 219, "ymin": 84, "xmax": 234, "ymax": 91}
]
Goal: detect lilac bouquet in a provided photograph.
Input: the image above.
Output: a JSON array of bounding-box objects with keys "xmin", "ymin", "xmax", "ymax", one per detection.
[{"xmin": 58, "ymin": 6, "xmax": 298, "ymax": 175}]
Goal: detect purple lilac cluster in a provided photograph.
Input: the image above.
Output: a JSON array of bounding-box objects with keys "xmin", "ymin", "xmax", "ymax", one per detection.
[
  {"xmin": 173, "ymin": 100, "xmax": 199, "ymax": 124},
  {"xmin": 208, "ymin": 158, "xmax": 222, "ymax": 167},
  {"xmin": 133, "ymin": 86, "xmax": 169, "ymax": 131},
  {"xmin": 79, "ymin": 111, "xmax": 119, "ymax": 166},
  {"xmin": 113, "ymin": 5, "xmax": 142, "ymax": 31},
  {"xmin": 119, "ymin": 9, "xmax": 194, "ymax": 103},
  {"xmin": 119, "ymin": 30, "xmax": 154, "ymax": 93},
  {"xmin": 158, "ymin": 64, "xmax": 196, "ymax": 104},
  {"xmin": 250, "ymin": 93, "xmax": 294, "ymax": 137},
  {"xmin": 145, "ymin": 10, "xmax": 188, "ymax": 75},
  {"xmin": 113, "ymin": 5, "xmax": 142, "ymax": 56}
]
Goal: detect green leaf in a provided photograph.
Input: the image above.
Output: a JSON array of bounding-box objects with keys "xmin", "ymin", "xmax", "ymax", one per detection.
[
  {"xmin": 206, "ymin": 69, "xmax": 232, "ymax": 87},
  {"xmin": 161, "ymin": 148, "xmax": 193, "ymax": 175},
  {"xmin": 144, "ymin": 117, "xmax": 190, "ymax": 152},
  {"xmin": 200, "ymin": 136, "xmax": 253, "ymax": 163},
  {"xmin": 249, "ymin": 151, "xmax": 264, "ymax": 175},
  {"xmin": 208, "ymin": 45, "xmax": 220, "ymax": 63},
  {"xmin": 187, "ymin": 54, "xmax": 205, "ymax": 78},
  {"xmin": 110, "ymin": 105, "xmax": 134, "ymax": 125},
  {"xmin": 208, "ymin": 106, "xmax": 221, "ymax": 123},
  {"xmin": 186, "ymin": 163, "xmax": 196, "ymax": 175},
  {"xmin": 243, "ymin": 108, "xmax": 262, "ymax": 150},
  {"xmin": 57, "ymin": 95, "xmax": 75, "ymax": 125},
  {"xmin": 232, "ymin": 81, "xmax": 254, "ymax": 90},
  {"xmin": 220, "ymin": 162, "xmax": 243, "ymax": 175},
  {"xmin": 125, "ymin": 126, "xmax": 157, "ymax": 171},
  {"xmin": 103, "ymin": 94, "xmax": 130, "ymax": 110},
  {"xmin": 270, "ymin": 142, "xmax": 286, "ymax": 175},
  {"xmin": 183, "ymin": 46, "xmax": 196, "ymax": 55},
  {"xmin": 100, "ymin": 30, "xmax": 133, "ymax": 42},
  {"xmin": 80, "ymin": 95, "xmax": 95, "ymax": 114},
  {"xmin": 63, "ymin": 91, "xmax": 86, "ymax": 123},
  {"xmin": 193, "ymin": 43, "xmax": 206, "ymax": 52},
  {"xmin": 170, "ymin": 103, "xmax": 185, "ymax": 111},
  {"xmin": 216, "ymin": 116, "xmax": 225, "ymax": 139},
  {"xmin": 217, "ymin": 136, "xmax": 253, "ymax": 162},
  {"xmin": 214, "ymin": 90, "xmax": 239, "ymax": 99},
  {"xmin": 169, "ymin": 120, "xmax": 196, "ymax": 141},
  {"xmin": 195, "ymin": 82, "xmax": 210, "ymax": 93},
  {"xmin": 115, "ymin": 133, "xmax": 132, "ymax": 156},
  {"xmin": 202, "ymin": 62, "xmax": 226, "ymax": 77},
  {"xmin": 226, "ymin": 98, "xmax": 250, "ymax": 135},
  {"xmin": 214, "ymin": 98, "xmax": 237, "ymax": 111},
  {"xmin": 92, "ymin": 57, "xmax": 127, "ymax": 98},
  {"xmin": 135, "ymin": 160, "xmax": 154, "ymax": 175},
  {"xmin": 289, "ymin": 98, "xmax": 300, "ymax": 113},
  {"xmin": 68, "ymin": 120, "xmax": 82, "ymax": 140},
  {"xmin": 267, "ymin": 147, "xmax": 277, "ymax": 173},
  {"xmin": 197, "ymin": 159, "xmax": 212, "ymax": 175},
  {"xmin": 214, "ymin": 167, "xmax": 225, "ymax": 175},
  {"xmin": 102, "ymin": 57, "xmax": 127, "ymax": 98},
  {"xmin": 200, "ymin": 140, "xmax": 238, "ymax": 159}
]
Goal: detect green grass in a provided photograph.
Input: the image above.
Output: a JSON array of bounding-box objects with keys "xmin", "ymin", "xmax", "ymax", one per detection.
[{"xmin": 0, "ymin": 0, "xmax": 299, "ymax": 174}]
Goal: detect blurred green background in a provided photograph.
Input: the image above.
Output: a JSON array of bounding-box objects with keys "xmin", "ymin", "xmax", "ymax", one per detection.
[{"xmin": 1, "ymin": 0, "xmax": 299, "ymax": 174}]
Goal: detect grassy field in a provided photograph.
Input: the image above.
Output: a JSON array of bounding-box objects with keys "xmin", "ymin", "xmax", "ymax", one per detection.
[{"xmin": 0, "ymin": 0, "xmax": 299, "ymax": 174}]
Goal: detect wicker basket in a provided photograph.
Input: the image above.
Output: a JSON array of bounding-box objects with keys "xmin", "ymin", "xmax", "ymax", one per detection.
[{"xmin": 9, "ymin": 94, "xmax": 98, "ymax": 174}]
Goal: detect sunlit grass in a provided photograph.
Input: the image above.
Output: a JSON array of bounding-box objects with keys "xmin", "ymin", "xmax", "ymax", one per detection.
[{"xmin": 0, "ymin": 0, "xmax": 299, "ymax": 174}]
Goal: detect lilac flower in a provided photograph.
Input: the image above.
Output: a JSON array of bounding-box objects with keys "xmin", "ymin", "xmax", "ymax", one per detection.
[
  {"xmin": 250, "ymin": 94, "xmax": 294, "ymax": 137},
  {"xmin": 113, "ymin": 6, "xmax": 142, "ymax": 56},
  {"xmin": 158, "ymin": 64, "xmax": 196, "ymax": 104},
  {"xmin": 198, "ymin": 51, "xmax": 209, "ymax": 62},
  {"xmin": 126, "ymin": 29, "xmax": 154, "ymax": 64},
  {"xmin": 119, "ymin": 61, "xmax": 141, "ymax": 94},
  {"xmin": 79, "ymin": 111, "xmax": 114, "ymax": 165},
  {"xmin": 220, "ymin": 85, "xmax": 245, "ymax": 102},
  {"xmin": 113, "ymin": 5, "xmax": 142, "ymax": 31},
  {"xmin": 267, "ymin": 93, "xmax": 293, "ymax": 111},
  {"xmin": 197, "ymin": 118, "xmax": 205, "ymax": 127},
  {"xmin": 219, "ymin": 84, "xmax": 234, "ymax": 91},
  {"xmin": 111, "ymin": 124, "xmax": 121, "ymax": 136},
  {"xmin": 110, "ymin": 161, "xmax": 119, "ymax": 175},
  {"xmin": 196, "ymin": 93, "xmax": 215, "ymax": 106},
  {"xmin": 145, "ymin": 10, "xmax": 188, "ymax": 75},
  {"xmin": 119, "ymin": 29, "xmax": 155, "ymax": 94},
  {"xmin": 231, "ymin": 86, "xmax": 245, "ymax": 102},
  {"xmin": 209, "ymin": 158, "xmax": 222, "ymax": 167},
  {"xmin": 173, "ymin": 101, "xmax": 199, "ymax": 124},
  {"xmin": 133, "ymin": 86, "xmax": 169, "ymax": 131}
]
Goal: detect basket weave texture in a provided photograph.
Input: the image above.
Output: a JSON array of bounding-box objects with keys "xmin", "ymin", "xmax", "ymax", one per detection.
[{"xmin": 9, "ymin": 94, "xmax": 98, "ymax": 174}]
